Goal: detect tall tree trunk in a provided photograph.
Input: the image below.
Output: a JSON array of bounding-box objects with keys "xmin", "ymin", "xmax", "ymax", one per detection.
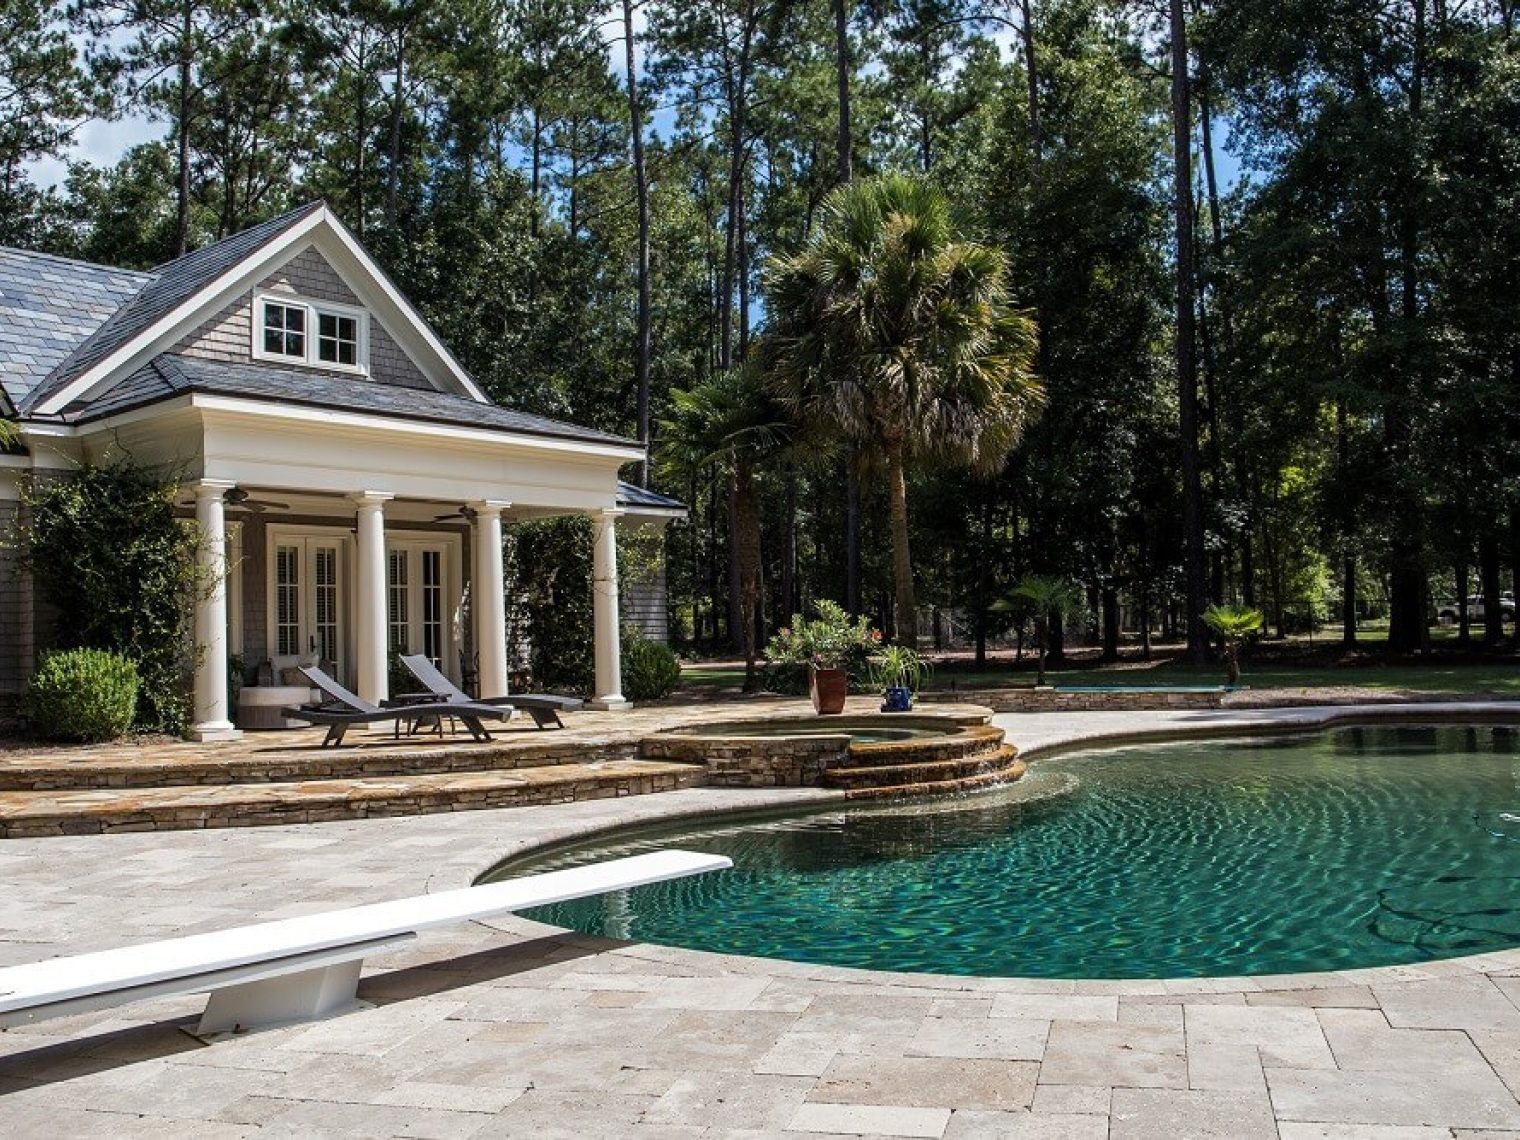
[
  {"xmin": 1386, "ymin": 0, "xmax": 1428, "ymax": 654},
  {"xmin": 1170, "ymin": 0, "xmax": 1209, "ymax": 663},
  {"xmin": 353, "ymin": 40, "xmax": 369, "ymax": 239},
  {"xmin": 1337, "ymin": 398, "xmax": 1356, "ymax": 647},
  {"xmin": 832, "ymin": 0, "xmax": 852, "ymax": 182},
  {"xmin": 624, "ymin": 0, "xmax": 653, "ymax": 486},
  {"xmin": 845, "ymin": 465, "xmax": 861, "ymax": 614},
  {"xmin": 831, "ymin": 0, "xmax": 863, "ymax": 616},
  {"xmin": 727, "ymin": 474, "xmax": 743, "ymax": 653},
  {"xmin": 735, "ymin": 462, "xmax": 762, "ymax": 688},
  {"xmin": 1481, "ymin": 530, "xmax": 1504, "ymax": 644},
  {"xmin": 385, "ymin": 27, "xmax": 405, "ymax": 232},
  {"xmin": 1019, "ymin": 0, "xmax": 1040, "ymax": 164},
  {"xmin": 781, "ymin": 470, "xmax": 798, "ymax": 622},
  {"xmin": 175, "ymin": 0, "xmax": 194, "ymax": 256},
  {"xmin": 887, "ymin": 447, "xmax": 915, "ymax": 645},
  {"xmin": 1456, "ymin": 558, "xmax": 1471, "ymax": 645},
  {"xmin": 719, "ymin": 31, "xmax": 753, "ymax": 373},
  {"xmin": 738, "ymin": 185, "xmax": 750, "ymax": 357}
]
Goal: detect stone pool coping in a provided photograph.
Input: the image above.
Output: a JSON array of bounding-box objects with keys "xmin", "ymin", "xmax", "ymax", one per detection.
[
  {"xmin": 468, "ymin": 698, "xmax": 1520, "ymax": 994},
  {"xmin": 7, "ymin": 699, "xmax": 1520, "ymax": 1138}
]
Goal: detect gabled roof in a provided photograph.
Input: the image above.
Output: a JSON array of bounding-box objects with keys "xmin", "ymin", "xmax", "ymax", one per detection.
[
  {"xmin": 616, "ymin": 481, "xmax": 687, "ymax": 514},
  {"xmin": 0, "ymin": 248, "xmax": 152, "ymax": 410},
  {"xmin": 73, "ymin": 354, "xmax": 638, "ymax": 449},
  {"xmin": 18, "ymin": 204, "xmax": 325, "ymax": 414}
]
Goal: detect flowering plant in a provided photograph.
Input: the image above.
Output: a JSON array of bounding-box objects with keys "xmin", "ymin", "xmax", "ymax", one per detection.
[{"xmin": 764, "ymin": 600, "xmax": 879, "ymax": 670}]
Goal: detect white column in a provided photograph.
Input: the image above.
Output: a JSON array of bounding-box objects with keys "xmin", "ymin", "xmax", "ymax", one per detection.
[
  {"xmin": 589, "ymin": 507, "xmax": 629, "ymax": 710},
  {"xmin": 190, "ymin": 480, "xmax": 240, "ymax": 741},
  {"xmin": 353, "ymin": 491, "xmax": 393, "ymax": 706},
  {"xmin": 472, "ymin": 500, "xmax": 510, "ymax": 698}
]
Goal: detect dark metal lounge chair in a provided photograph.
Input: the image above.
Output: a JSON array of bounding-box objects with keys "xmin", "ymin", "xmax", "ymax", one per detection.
[
  {"xmin": 282, "ymin": 665, "xmax": 510, "ymax": 748},
  {"xmin": 399, "ymin": 654, "xmax": 583, "ymax": 730}
]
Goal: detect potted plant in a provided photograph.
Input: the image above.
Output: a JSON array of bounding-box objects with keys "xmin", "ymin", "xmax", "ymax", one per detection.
[
  {"xmin": 1203, "ymin": 603, "xmax": 1263, "ymax": 685},
  {"xmin": 764, "ymin": 601, "xmax": 879, "ymax": 715},
  {"xmin": 872, "ymin": 644, "xmax": 928, "ymax": 712}
]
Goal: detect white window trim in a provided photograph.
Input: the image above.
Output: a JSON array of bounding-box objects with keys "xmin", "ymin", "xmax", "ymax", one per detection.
[{"xmin": 252, "ymin": 291, "xmax": 370, "ymax": 377}]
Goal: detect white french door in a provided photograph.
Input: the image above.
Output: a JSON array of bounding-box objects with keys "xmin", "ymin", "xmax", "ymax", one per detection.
[
  {"xmin": 272, "ymin": 536, "xmax": 349, "ymax": 681},
  {"xmin": 386, "ymin": 542, "xmax": 452, "ymax": 678}
]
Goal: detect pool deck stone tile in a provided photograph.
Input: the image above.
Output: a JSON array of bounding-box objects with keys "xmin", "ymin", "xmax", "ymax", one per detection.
[{"xmin": 4, "ymin": 702, "xmax": 1520, "ymax": 1135}]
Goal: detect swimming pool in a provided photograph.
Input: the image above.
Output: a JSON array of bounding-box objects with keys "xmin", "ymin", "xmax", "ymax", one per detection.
[{"xmin": 492, "ymin": 723, "xmax": 1520, "ymax": 978}]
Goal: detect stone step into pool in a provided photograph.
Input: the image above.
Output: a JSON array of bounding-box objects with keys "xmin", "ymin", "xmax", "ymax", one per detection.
[{"xmin": 641, "ymin": 712, "xmax": 1025, "ymax": 798}]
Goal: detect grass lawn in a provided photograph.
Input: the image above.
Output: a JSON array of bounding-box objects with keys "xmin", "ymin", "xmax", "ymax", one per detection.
[{"xmin": 677, "ymin": 633, "xmax": 1520, "ymax": 697}]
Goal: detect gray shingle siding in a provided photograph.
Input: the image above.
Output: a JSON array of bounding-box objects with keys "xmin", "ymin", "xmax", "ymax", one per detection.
[{"xmin": 176, "ymin": 245, "xmax": 430, "ymax": 391}]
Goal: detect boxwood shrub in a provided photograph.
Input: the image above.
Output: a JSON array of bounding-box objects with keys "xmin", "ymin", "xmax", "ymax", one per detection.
[
  {"xmin": 621, "ymin": 631, "xmax": 681, "ymax": 701},
  {"xmin": 29, "ymin": 649, "xmax": 140, "ymax": 742}
]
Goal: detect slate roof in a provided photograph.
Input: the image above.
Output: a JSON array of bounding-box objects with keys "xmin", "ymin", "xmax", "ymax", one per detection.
[
  {"xmin": 69, "ymin": 354, "xmax": 638, "ymax": 448},
  {"xmin": 0, "ymin": 249, "xmax": 152, "ymax": 410},
  {"xmin": 19, "ymin": 203, "xmax": 324, "ymax": 413},
  {"xmin": 616, "ymin": 481, "xmax": 687, "ymax": 512},
  {"xmin": 0, "ymin": 203, "xmax": 641, "ymax": 455}
]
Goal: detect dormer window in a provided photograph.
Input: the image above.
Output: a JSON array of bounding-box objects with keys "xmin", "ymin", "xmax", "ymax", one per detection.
[{"xmin": 253, "ymin": 293, "xmax": 368, "ymax": 375}]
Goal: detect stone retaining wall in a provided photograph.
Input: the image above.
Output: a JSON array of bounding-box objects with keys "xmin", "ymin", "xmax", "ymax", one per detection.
[
  {"xmin": 923, "ymin": 688, "xmax": 1226, "ymax": 712},
  {"xmin": 642, "ymin": 734, "xmax": 846, "ymax": 788}
]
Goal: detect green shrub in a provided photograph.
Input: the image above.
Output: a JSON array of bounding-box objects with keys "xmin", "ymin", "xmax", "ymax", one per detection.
[
  {"xmin": 28, "ymin": 649, "xmax": 140, "ymax": 742},
  {"xmin": 19, "ymin": 463, "xmax": 200, "ymax": 733},
  {"xmin": 621, "ymin": 632, "xmax": 681, "ymax": 701},
  {"xmin": 505, "ymin": 516, "xmax": 595, "ymax": 694}
]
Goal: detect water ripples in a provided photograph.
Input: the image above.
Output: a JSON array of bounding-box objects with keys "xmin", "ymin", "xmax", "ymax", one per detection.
[{"xmin": 503, "ymin": 724, "xmax": 1520, "ymax": 978}]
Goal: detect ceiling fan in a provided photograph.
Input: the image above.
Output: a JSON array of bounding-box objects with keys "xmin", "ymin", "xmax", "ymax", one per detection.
[
  {"xmin": 433, "ymin": 504, "xmax": 478, "ymax": 523},
  {"xmin": 223, "ymin": 487, "xmax": 291, "ymax": 513}
]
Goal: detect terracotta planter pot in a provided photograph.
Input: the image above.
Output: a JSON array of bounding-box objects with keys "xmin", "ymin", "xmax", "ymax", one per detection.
[{"xmin": 809, "ymin": 667, "xmax": 848, "ymax": 715}]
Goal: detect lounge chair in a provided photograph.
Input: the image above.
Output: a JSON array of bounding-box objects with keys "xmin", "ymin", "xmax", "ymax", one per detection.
[
  {"xmin": 282, "ymin": 665, "xmax": 510, "ymax": 748},
  {"xmin": 399, "ymin": 654, "xmax": 583, "ymax": 730}
]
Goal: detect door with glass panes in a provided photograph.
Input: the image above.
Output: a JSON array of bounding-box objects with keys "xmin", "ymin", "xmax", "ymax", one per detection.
[
  {"xmin": 386, "ymin": 542, "xmax": 452, "ymax": 679},
  {"xmin": 271, "ymin": 535, "xmax": 348, "ymax": 681}
]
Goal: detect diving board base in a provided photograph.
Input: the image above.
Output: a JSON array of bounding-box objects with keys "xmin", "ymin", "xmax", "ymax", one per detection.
[{"xmin": 195, "ymin": 955, "xmax": 371, "ymax": 1039}]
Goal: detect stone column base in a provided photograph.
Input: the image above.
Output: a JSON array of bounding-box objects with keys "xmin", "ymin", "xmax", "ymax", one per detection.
[
  {"xmin": 188, "ymin": 723, "xmax": 244, "ymax": 743},
  {"xmin": 586, "ymin": 697, "xmax": 632, "ymax": 712}
]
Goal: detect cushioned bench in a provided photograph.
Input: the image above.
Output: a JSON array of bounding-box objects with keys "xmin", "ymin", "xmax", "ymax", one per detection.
[{"xmin": 0, "ymin": 849, "xmax": 731, "ymax": 1039}]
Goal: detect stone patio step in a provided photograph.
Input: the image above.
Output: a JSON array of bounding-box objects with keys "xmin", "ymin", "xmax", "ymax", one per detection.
[
  {"xmin": 840, "ymin": 754, "xmax": 1029, "ymax": 801},
  {"xmin": 0, "ymin": 759, "xmax": 706, "ymax": 838},
  {"xmin": 822, "ymin": 744, "xmax": 1020, "ymax": 791},
  {"xmin": 824, "ymin": 745, "xmax": 1021, "ymax": 793},
  {"xmin": 829, "ymin": 724, "xmax": 1007, "ymax": 767},
  {"xmin": 0, "ymin": 736, "xmax": 637, "ymax": 791}
]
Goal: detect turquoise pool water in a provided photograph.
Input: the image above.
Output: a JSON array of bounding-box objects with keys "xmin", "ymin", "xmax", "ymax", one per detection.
[{"xmin": 502, "ymin": 724, "xmax": 1520, "ymax": 978}]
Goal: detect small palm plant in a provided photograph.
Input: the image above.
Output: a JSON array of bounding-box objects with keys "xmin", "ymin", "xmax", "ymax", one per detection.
[
  {"xmin": 1203, "ymin": 604, "xmax": 1264, "ymax": 684},
  {"xmin": 871, "ymin": 643, "xmax": 930, "ymax": 709},
  {"xmin": 1010, "ymin": 576, "xmax": 1081, "ymax": 686}
]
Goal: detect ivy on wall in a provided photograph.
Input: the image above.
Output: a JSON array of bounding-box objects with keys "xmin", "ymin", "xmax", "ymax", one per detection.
[
  {"xmin": 18, "ymin": 463, "xmax": 204, "ymax": 734},
  {"xmin": 505, "ymin": 515, "xmax": 595, "ymax": 693}
]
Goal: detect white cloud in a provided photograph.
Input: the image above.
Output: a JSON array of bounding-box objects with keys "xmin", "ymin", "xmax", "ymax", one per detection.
[{"xmin": 29, "ymin": 110, "xmax": 162, "ymax": 190}]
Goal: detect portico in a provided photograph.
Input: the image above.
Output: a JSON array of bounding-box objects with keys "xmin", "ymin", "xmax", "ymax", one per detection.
[{"xmin": 160, "ymin": 397, "xmax": 642, "ymax": 738}]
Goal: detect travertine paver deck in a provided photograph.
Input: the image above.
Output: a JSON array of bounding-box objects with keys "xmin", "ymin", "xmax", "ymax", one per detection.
[{"xmin": 3, "ymin": 701, "xmax": 1520, "ymax": 1138}]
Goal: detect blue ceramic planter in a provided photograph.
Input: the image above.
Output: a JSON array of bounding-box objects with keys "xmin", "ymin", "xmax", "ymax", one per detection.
[{"xmin": 881, "ymin": 686, "xmax": 913, "ymax": 712}]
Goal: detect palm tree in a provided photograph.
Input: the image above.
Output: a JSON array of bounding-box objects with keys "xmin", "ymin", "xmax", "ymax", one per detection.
[
  {"xmin": 1010, "ymin": 575, "xmax": 1081, "ymax": 686},
  {"xmin": 660, "ymin": 367, "xmax": 793, "ymax": 689},
  {"xmin": 1203, "ymin": 603, "xmax": 1263, "ymax": 684},
  {"xmin": 764, "ymin": 173, "xmax": 1043, "ymax": 644}
]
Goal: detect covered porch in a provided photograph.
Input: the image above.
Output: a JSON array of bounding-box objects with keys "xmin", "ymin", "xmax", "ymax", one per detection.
[{"xmin": 32, "ymin": 383, "xmax": 647, "ymax": 741}]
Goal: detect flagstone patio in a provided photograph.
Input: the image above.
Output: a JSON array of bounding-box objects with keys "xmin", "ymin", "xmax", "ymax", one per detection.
[{"xmin": 4, "ymin": 703, "xmax": 1520, "ymax": 1137}]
